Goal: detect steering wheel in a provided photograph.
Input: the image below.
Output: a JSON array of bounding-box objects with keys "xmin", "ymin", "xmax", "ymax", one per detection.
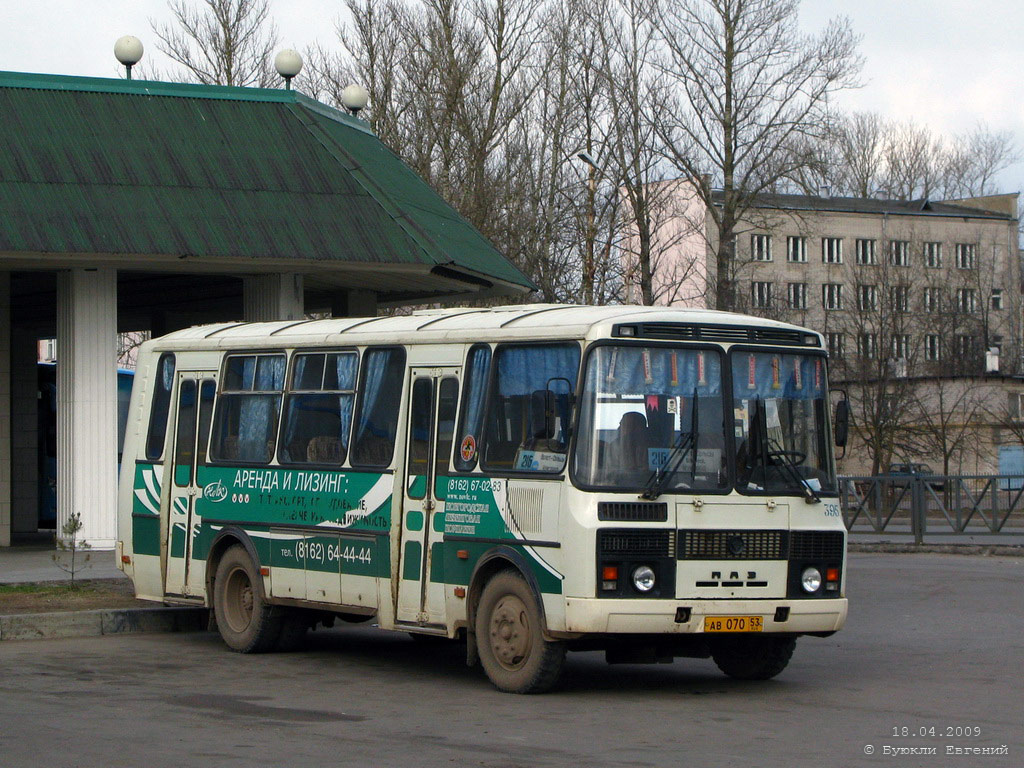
[{"xmin": 768, "ymin": 449, "xmax": 807, "ymax": 466}]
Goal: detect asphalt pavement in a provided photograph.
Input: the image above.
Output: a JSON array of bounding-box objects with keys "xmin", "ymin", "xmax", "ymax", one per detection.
[{"xmin": 0, "ymin": 551, "xmax": 1020, "ymax": 768}]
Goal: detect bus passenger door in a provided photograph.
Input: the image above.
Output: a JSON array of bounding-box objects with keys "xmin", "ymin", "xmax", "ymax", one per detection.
[
  {"xmin": 397, "ymin": 369, "xmax": 459, "ymax": 627},
  {"xmin": 165, "ymin": 373, "xmax": 216, "ymax": 597}
]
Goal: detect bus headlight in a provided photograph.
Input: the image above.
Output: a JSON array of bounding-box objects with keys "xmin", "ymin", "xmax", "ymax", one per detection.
[
  {"xmin": 801, "ymin": 566, "xmax": 822, "ymax": 593},
  {"xmin": 632, "ymin": 565, "xmax": 656, "ymax": 593}
]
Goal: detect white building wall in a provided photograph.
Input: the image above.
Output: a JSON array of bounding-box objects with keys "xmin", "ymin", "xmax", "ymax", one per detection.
[
  {"xmin": 243, "ymin": 273, "xmax": 304, "ymax": 321},
  {"xmin": 56, "ymin": 268, "xmax": 118, "ymax": 549}
]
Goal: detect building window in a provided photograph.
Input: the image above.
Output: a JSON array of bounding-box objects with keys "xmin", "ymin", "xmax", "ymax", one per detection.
[
  {"xmin": 855, "ymin": 238, "xmax": 877, "ymax": 265},
  {"xmin": 752, "ymin": 281, "xmax": 773, "ymax": 308},
  {"xmin": 991, "ymin": 288, "xmax": 1003, "ymax": 310},
  {"xmin": 891, "ymin": 334, "xmax": 910, "ymax": 359},
  {"xmin": 822, "ymin": 237, "xmax": 843, "ymax": 264},
  {"xmin": 956, "ymin": 288, "xmax": 977, "ymax": 313},
  {"xmin": 889, "ymin": 240, "xmax": 910, "ymax": 267},
  {"xmin": 857, "ymin": 333, "xmax": 877, "ymax": 359},
  {"xmin": 788, "ymin": 282, "xmax": 807, "ymax": 310},
  {"xmin": 955, "ymin": 243, "xmax": 976, "ymax": 269},
  {"xmin": 924, "ymin": 242, "xmax": 942, "ymax": 268},
  {"xmin": 857, "ymin": 284, "xmax": 878, "ymax": 311},
  {"xmin": 787, "ymin": 236, "xmax": 807, "ymax": 263},
  {"xmin": 750, "ymin": 234, "xmax": 772, "ymax": 261},
  {"xmin": 827, "ymin": 332, "xmax": 845, "ymax": 359},
  {"xmin": 822, "ymin": 283, "xmax": 843, "ymax": 310},
  {"xmin": 956, "ymin": 335, "xmax": 976, "ymax": 357},
  {"xmin": 891, "ymin": 285, "xmax": 909, "ymax": 313},
  {"xmin": 923, "ymin": 286, "xmax": 941, "ymax": 313},
  {"xmin": 925, "ymin": 334, "xmax": 941, "ymax": 362}
]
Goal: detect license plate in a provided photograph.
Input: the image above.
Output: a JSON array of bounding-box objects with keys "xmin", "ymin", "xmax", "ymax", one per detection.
[{"xmin": 704, "ymin": 615, "xmax": 763, "ymax": 633}]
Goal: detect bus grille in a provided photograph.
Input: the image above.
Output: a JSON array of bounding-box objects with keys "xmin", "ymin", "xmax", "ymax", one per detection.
[
  {"xmin": 677, "ymin": 529, "xmax": 786, "ymax": 560},
  {"xmin": 599, "ymin": 529, "xmax": 674, "ymax": 558},
  {"xmin": 789, "ymin": 530, "xmax": 845, "ymax": 561},
  {"xmin": 597, "ymin": 501, "xmax": 668, "ymax": 522}
]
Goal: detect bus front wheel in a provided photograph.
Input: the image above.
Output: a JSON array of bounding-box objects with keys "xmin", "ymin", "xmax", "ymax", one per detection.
[
  {"xmin": 213, "ymin": 545, "xmax": 281, "ymax": 653},
  {"xmin": 476, "ymin": 571, "xmax": 565, "ymax": 694},
  {"xmin": 711, "ymin": 635, "xmax": 796, "ymax": 680}
]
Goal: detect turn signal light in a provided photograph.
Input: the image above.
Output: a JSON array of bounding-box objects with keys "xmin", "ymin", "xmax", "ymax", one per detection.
[
  {"xmin": 121, "ymin": 555, "xmax": 131, "ymax": 564},
  {"xmin": 601, "ymin": 565, "xmax": 618, "ymax": 591},
  {"xmin": 826, "ymin": 568, "xmax": 840, "ymax": 582}
]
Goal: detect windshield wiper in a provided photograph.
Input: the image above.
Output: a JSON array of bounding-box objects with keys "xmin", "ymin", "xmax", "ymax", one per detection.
[
  {"xmin": 766, "ymin": 437, "xmax": 821, "ymax": 503},
  {"xmin": 641, "ymin": 389, "xmax": 699, "ymax": 501},
  {"xmin": 746, "ymin": 398, "xmax": 820, "ymax": 503}
]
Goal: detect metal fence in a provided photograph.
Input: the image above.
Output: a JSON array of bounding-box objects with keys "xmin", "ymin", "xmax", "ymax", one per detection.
[{"xmin": 838, "ymin": 475, "xmax": 1024, "ymax": 542}]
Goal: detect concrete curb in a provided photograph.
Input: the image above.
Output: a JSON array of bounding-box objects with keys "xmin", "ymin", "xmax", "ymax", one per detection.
[{"xmin": 0, "ymin": 606, "xmax": 208, "ymax": 641}]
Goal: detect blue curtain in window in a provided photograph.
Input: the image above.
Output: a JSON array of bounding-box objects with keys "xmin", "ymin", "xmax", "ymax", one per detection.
[
  {"xmin": 731, "ymin": 353, "xmax": 825, "ymax": 400},
  {"xmin": 496, "ymin": 344, "xmax": 580, "ymax": 396},
  {"xmin": 587, "ymin": 346, "xmax": 721, "ymax": 396}
]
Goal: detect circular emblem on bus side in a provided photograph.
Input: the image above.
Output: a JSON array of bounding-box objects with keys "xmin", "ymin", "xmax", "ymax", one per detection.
[
  {"xmin": 460, "ymin": 434, "xmax": 477, "ymax": 462},
  {"xmin": 727, "ymin": 535, "xmax": 746, "ymax": 556}
]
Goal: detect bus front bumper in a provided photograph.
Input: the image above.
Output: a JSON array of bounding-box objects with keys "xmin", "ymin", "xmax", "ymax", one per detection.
[{"xmin": 560, "ymin": 597, "xmax": 847, "ymax": 635}]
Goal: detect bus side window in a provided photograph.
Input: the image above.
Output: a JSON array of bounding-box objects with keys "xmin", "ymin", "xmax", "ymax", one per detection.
[
  {"xmin": 278, "ymin": 351, "xmax": 358, "ymax": 466},
  {"xmin": 145, "ymin": 353, "xmax": 176, "ymax": 460},
  {"xmin": 454, "ymin": 344, "xmax": 490, "ymax": 471},
  {"xmin": 210, "ymin": 353, "xmax": 285, "ymax": 464},
  {"xmin": 350, "ymin": 347, "xmax": 406, "ymax": 468},
  {"xmin": 482, "ymin": 343, "xmax": 580, "ymax": 473}
]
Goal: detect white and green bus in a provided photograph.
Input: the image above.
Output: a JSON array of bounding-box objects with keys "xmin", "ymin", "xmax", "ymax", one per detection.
[{"xmin": 117, "ymin": 305, "xmax": 850, "ymax": 693}]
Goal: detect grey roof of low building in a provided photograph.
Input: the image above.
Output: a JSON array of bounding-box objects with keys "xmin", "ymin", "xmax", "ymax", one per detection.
[{"xmin": 712, "ymin": 191, "xmax": 1015, "ymax": 221}]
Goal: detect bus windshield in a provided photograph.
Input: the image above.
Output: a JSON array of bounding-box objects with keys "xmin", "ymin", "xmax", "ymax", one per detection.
[
  {"xmin": 731, "ymin": 351, "xmax": 835, "ymax": 495},
  {"xmin": 574, "ymin": 345, "xmax": 728, "ymax": 493}
]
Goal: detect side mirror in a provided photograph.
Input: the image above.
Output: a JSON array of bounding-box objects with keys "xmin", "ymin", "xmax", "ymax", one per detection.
[{"xmin": 834, "ymin": 399, "xmax": 850, "ymax": 448}]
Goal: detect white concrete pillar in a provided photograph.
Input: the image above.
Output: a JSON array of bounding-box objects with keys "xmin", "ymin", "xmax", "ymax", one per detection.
[
  {"xmin": 243, "ymin": 273, "xmax": 304, "ymax": 321},
  {"xmin": 56, "ymin": 268, "xmax": 118, "ymax": 549},
  {"xmin": 11, "ymin": 327, "xmax": 39, "ymax": 535},
  {"xmin": 0, "ymin": 273, "xmax": 10, "ymax": 547}
]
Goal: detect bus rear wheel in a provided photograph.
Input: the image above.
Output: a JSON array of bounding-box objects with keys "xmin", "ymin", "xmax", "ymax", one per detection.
[
  {"xmin": 476, "ymin": 571, "xmax": 565, "ymax": 694},
  {"xmin": 213, "ymin": 545, "xmax": 281, "ymax": 653},
  {"xmin": 711, "ymin": 636, "xmax": 796, "ymax": 680}
]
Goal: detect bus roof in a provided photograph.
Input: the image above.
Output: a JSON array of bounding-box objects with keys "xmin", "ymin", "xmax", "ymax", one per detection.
[{"xmin": 146, "ymin": 304, "xmax": 824, "ymax": 350}]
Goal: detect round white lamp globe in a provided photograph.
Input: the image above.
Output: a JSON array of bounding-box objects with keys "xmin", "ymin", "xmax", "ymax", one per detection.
[
  {"xmin": 274, "ymin": 49, "xmax": 303, "ymax": 79},
  {"xmin": 341, "ymin": 84, "xmax": 369, "ymax": 114},
  {"xmin": 114, "ymin": 36, "xmax": 144, "ymax": 66}
]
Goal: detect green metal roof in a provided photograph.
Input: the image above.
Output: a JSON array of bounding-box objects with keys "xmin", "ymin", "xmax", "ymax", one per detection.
[{"xmin": 0, "ymin": 70, "xmax": 534, "ymax": 298}]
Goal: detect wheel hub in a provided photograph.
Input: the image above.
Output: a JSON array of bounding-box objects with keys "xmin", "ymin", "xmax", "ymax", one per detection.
[{"xmin": 488, "ymin": 594, "xmax": 532, "ymax": 670}]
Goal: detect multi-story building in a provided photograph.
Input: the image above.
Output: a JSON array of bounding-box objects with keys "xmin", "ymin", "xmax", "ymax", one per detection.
[
  {"xmin": 626, "ymin": 187, "xmax": 1022, "ymax": 475},
  {"xmin": 630, "ymin": 188, "xmax": 1021, "ymax": 377}
]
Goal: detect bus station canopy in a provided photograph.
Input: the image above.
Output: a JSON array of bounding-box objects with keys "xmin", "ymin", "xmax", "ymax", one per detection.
[{"xmin": 0, "ymin": 70, "xmax": 534, "ymax": 306}]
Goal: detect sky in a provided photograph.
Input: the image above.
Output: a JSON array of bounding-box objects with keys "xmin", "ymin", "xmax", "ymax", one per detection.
[{"xmin": 1, "ymin": 0, "xmax": 1021, "ymax": 193}]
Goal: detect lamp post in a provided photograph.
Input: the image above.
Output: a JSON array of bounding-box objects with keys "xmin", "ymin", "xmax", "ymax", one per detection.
[
  {"xmin": 114, "ymin": 36, "xmax": 144, "ymax": 80},
  {"xmin": 274, "ymin": 49, "xmax": 303, "ymax": 90}
]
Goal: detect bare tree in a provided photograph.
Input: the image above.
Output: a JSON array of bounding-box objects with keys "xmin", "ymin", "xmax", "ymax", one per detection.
[
  {"xmin": 151, "ymin": 0, "xmax": 279, "ymax": 87},
  {"xmin": 909, "ymin": 378, "xmax": 985, "ymax": 478},
  {"xmin": 655, "ymin": 0, "xmax": 861, "ymax": 310}
]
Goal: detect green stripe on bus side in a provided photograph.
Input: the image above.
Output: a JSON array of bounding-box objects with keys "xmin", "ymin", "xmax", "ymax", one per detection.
[
  {"xmin": 132, "ymin": 515, "xmax": 160, "ymax": 556},
  {"xmin": 439, "ymin": 540, "xmax": 562, "ymax": 595}
]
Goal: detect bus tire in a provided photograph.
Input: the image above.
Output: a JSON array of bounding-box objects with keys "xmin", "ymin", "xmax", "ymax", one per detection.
[
  {"xmin": 213, "ymin": 545, "xmax": 281, "ymax": 653},
  {"xmin": 476, "ymin": 571, "xmax": 565, "ymax": 694},
  {"xmin": 711, "ymin": 636, "xmax": 796, "ymax": 680}
]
